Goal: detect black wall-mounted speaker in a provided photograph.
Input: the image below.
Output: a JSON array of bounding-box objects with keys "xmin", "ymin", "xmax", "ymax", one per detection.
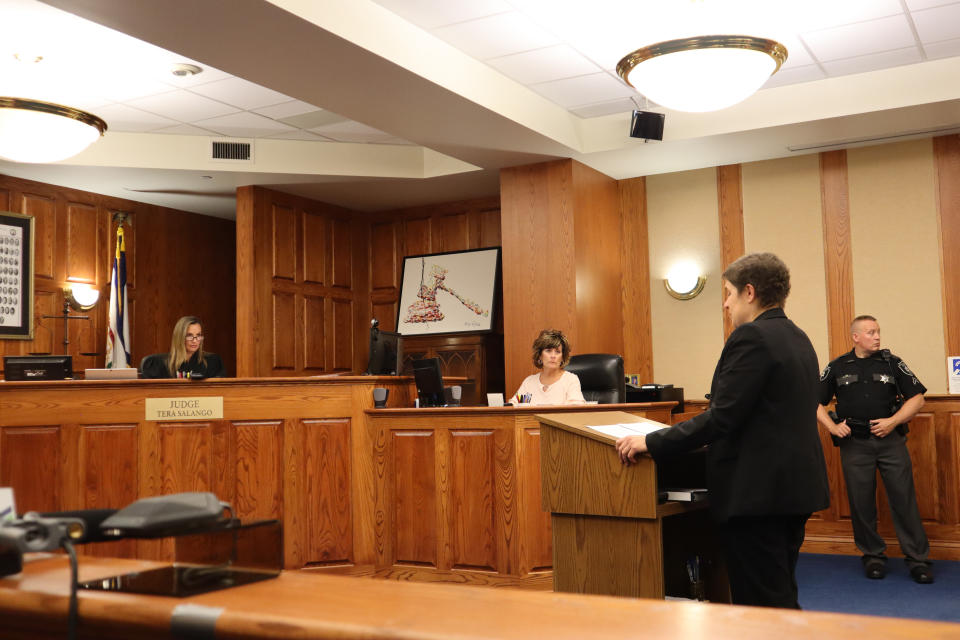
[{"xmin": 629, "ymin": 110, "xmax": 665, "ymax": 141}]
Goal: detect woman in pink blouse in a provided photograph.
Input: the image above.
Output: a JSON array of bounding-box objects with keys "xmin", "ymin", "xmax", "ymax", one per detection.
[{"xmin": 511, "ymin": 329, "xmax": 585, "ymax": 406}]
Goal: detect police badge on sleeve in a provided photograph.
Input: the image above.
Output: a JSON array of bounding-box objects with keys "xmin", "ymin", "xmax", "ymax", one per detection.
[{"xmin": 820, "ymin": 365, "xmax": 830, "ymax": 382}]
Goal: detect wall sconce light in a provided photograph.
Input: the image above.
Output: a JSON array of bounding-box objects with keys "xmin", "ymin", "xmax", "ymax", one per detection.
[
  {"xmin": 64, "ymin": 283, "xmax": 100, "ymax": 310},
  {"xmin": 664, "ymin": 263, "xmax": 706, "ymax": 300}
]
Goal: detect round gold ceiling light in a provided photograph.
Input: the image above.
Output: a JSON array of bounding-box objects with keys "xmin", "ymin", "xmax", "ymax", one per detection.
[
  {"xmin": 617, "ymin": 35, "xmax": 787, "ymax": 113},
  {"xmin": 0, "ymin": 97, "xmax": 107, "ymax": 163}
]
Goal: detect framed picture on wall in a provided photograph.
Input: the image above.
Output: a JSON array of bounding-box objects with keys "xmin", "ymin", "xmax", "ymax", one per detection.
[
  {"xmin": 397, "ymin": 247, "xmax": 500, "ymax": 336},
  {"xmin": 0, "ymin": 211, "xmax": 34, "ymax": 340}
]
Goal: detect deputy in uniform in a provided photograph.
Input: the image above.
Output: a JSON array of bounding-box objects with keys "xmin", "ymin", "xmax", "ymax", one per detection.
[{"xmin": 816, "ymin": 315, "xmax": 933, "ymax": 584}]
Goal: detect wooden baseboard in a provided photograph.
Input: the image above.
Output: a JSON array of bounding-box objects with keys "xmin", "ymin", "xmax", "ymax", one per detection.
[{"xmin": 802, "ymin": 536, "xmax": 960, "ymax": 561}]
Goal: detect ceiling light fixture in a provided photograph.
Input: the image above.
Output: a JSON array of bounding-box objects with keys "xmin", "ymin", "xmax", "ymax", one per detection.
[
  {"xmin": 0, "ymin": 97, "xmax": 107, "ymax": 163},
  {"xmin": 617, "ymin": 35, "xmax": 787, "ymax": 113}
]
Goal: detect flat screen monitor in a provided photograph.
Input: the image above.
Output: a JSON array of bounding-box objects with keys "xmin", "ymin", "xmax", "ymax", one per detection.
[
  {"xmin": 366, "ymin": 327, "xmax": 403, "ymax": 375},
  {"xmin": 412, "ymin": 357, "xmax": 445, "ymax": 407},
  {"xmin": 3, "ymin": 355, "xmax": 73, "ymax": 381}
]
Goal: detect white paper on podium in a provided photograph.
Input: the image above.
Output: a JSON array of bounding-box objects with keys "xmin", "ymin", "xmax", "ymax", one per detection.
[{"xmin": 587, "ymin": 421, "xmax": 667, "ymax": 439}]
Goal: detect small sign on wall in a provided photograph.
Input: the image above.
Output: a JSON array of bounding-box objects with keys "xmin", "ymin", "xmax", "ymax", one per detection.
[
  {"xmin": 949, "ymin": 357, "xmax": 960, "ymax": 395},
  {"xmin": 145, "ymin": 397, "xmax": 223, "ymax": 421}
]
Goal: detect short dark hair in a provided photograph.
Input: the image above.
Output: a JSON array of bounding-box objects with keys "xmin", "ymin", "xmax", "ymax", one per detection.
[
  {"xmin": 722, "ymin": 252, "xmax": 791, "ymax": 308},
  {"xmin": 532, "ymin": 329, "xmax": 571, "ymax": 368},
  {"xmin": 851, "ymin": 315, "xmax": 877, "ymax": 334}
]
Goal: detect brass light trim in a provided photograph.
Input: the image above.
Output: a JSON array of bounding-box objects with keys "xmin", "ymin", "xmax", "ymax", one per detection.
[
  {"xmin": 664, "ymin": 276, "xmax": 706, "ymax": 301},
  {"xmin": 0, "ymin": 97, "xmax": 107, "ymax": 136},
  {"xmin": 617, "ymin": 35, "xmax": 788, "ymax": 88},
  {"xmin": 64, "ymin": 283, "xmax": 100, "ymax": 311}
]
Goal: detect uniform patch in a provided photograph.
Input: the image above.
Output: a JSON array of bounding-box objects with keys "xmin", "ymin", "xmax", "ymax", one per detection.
[
  {"xmin": 898, "ymin": 361, "xmax": 914, "ymax": 377},
  {"xmin": 820, "ymin": 365, "xmax": 830, "ymax": 382}
]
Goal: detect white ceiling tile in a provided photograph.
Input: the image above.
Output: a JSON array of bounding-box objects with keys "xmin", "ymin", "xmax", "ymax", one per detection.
[
  {"xmin": 187, "ymin": 76, "xmax": 294, "ymax": 110},
  {"xmin": 93, "ymin": 103, "xmax": 179, "ymax": 132},
  {"xmin": 194, "ymin": 112, "xmax": 298, "ymax": 137},
  {"xmin": 151, "ymin": 123, "xmax": 221, "ymax": 136},
  {"xmin": 762, "ymin": 64, "xmax": 827, "ymax": 89},
  {"xmin": 486, "ymin": 45, "xmax": 600, "ymax": 85},
  {"xmin": 783, "ymin": 0, "xmax": 904, "ymax": 32},
  {"xmin": 924, "ymin": 36, "xmax": 960, "ymax": 59},
  {"xmin": 309, "ymin": 120, "xmax": 398, "ymax": 143},
  {"xmin": 252, "ymin": 100, "xmax": 324, "ymax": 119},
  {"xmin": 432, "ymin": 11, "xmax": 560, "ymax": 60},
  {"xmin": 531, "ymin": 72, "xmax": 635, "ymax": 109},
  {"xmin": 372, "ymin": 0, "xmax": 511, "ymax": 30},
  {"xmin": 822, "ymin": 47, "xmax": 922, "ymax": 77},
  {"xmin": 904, "ymin": 0, "xmax": 960, "ymax": 10},
  {"xmin": 803, "ymin": 15, "xmax": 917, "ymax": 62},
  {"xmin": 128, "ymin": 89, "xmax": 240, "ymax": 123},
  {"xmin": 98, "ymin": 77, "xmax": 179, "ymax": 103},
  {"xmin": 911, "ymin": 5, "xmax": 960, "ymax": 44},
  {"xmin": 570, "ymin": 98, "xmax": 637, "ymax": 119},
  {"xmin": 265, "ymin": 130, "xmax": 336, "ymax": 142}
]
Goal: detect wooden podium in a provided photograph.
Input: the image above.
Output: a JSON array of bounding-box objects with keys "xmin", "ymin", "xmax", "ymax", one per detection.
[{"xmin": 537, "ymin": 411, "xmax": 730, "ymax": 601}]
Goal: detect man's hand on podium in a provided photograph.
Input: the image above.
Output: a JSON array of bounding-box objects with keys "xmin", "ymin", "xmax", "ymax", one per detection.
[{"xmin": 616, "ymin": 435, "xmax": 648, "ymax": 465}]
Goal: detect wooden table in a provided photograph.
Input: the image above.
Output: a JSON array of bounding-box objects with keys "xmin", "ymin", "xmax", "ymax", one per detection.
[{"xmin": 3, "ymin": 555, "xmax": 958, "ymax": 640}]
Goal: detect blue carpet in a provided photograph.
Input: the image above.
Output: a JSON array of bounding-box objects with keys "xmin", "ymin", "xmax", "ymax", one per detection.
[{"xmin": 797, "ymin": 553, "xmax": 960, "ymax": 622}]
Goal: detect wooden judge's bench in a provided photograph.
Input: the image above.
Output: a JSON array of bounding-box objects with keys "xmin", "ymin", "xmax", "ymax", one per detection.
[{"xmin": 0, "ymin": 376, "xmax": 677, "ymax": 587}]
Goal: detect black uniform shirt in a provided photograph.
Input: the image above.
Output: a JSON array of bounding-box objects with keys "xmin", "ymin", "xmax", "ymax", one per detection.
[{"xmin": 818, "ymin": 349, "xmax": 925, "ymax": 420}]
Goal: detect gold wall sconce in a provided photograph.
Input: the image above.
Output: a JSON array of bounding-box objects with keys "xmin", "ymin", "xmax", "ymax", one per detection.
[{"xmin": 664, "ymin": 263, "xmax": 706, "ymax": 300}]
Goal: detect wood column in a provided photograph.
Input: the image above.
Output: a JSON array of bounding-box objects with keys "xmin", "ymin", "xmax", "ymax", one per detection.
[
  {"xmin": 618, "ymin": 177, "xmax": 652, "ymax": 383},
  {"xmin": 716, "ymin": 164, "xmax": 744, "ymax": 339},
  {"xmin": 500, "ymin": 160, "xmax": 623, "ymax": 395},
  {"xmin": 933, "ymin": 134, "xmax": 960, "ymax": 360},
  {"xmin": 819, "ymin": 150, "xmax": 855, "ymax": 359}
]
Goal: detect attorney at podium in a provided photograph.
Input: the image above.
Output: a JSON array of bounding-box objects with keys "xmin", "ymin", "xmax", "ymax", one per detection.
[{"xmin": 616, "ymin": 253, "xmax": 829, "ymax": 609}]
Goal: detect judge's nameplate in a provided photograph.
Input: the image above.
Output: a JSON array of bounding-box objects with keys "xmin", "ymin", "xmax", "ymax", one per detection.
[{"xmin": 145, "ymin": 397, "xmax": 224, "ymax": 421}]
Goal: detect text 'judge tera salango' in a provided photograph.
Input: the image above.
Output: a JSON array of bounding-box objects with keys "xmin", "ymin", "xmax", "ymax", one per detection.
[{"xmin": 616, "ymin": 252, "xmax": 830, "ymax": 609}]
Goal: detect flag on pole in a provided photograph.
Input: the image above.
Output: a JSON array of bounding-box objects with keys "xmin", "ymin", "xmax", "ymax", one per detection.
[{"xmin": 105, "ymin": 225, "xmax": 130, "ymax": 368}]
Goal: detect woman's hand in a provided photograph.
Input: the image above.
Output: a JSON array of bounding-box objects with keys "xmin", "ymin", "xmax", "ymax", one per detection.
[{"xmin": 615, "ymin": 435, "xmax": 648, "ymax": 465}]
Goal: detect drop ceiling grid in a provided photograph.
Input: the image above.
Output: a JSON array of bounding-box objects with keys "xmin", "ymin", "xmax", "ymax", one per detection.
[{"xmin": 372, "ymin": 0, "xmax": 960, "ymax": 115}]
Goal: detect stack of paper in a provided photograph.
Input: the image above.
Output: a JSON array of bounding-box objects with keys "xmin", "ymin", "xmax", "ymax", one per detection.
[{"xmin": 586, "ymin": 421, "xmax": 666, "ymax": 439}]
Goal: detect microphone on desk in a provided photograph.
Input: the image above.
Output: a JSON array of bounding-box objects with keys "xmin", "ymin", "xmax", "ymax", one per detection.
[{"xmin": 38, "ymin": 508, "xmax": 119, "ymax": 544}]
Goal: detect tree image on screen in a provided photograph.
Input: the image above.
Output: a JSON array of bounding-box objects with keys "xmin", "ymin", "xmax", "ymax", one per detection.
[{"xmin": 403, "ymin": 258, "xmax": 489, "ymax": 324}]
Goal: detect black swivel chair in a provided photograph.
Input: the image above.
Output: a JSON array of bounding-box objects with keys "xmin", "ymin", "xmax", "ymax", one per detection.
[
  {"xmin": 139, "ymin": 353, "xmax": 169, "ymax": 379},
  {"xmin": 564, "ymin": 354, "xmax": 625, "ymax": 404}
]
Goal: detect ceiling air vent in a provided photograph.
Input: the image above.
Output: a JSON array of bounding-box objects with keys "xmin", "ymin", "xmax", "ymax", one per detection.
[{"xmin": 210, "ymin": 139, "xmax": 253, "ymax": 162}]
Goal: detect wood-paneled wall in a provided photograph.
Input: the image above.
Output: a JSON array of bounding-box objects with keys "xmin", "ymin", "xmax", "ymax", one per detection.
[
  {"xmin": 0, "ymin": 174, "xmax": 235, "ymax": 376},
  {"xmin": 500, "ymin": 160, "xmax": 623, "ymax": 395},
  {"xmin": 235, "ymin": 186, "xmax": 368, "ymax": 377},
  {"xmin": 367, "ymin": 196, "xmax": 502, "ymax": 332}
]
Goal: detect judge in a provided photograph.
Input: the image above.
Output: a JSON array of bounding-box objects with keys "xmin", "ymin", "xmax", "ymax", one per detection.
[{"xmin": 141, "ymin": 315, "xmax": 225, "ymax": 379}]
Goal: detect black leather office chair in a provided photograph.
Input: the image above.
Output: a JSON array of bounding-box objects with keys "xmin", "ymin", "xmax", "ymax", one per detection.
[
  {"xmin": 564, "ymin": 354, "xmax": 625, "ymax": 404},
  {"xmin": 139, "ymin": 353, "xmax": 168, "ymax": 379}
]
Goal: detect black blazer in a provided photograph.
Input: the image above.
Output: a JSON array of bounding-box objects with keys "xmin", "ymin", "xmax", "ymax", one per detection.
[
  {"xmin": 140, "ymin": 352, "xmax": 225, "ymax": 379},
  {"xmin": 646, "ymin": 308, "xmax": 829, "ymax": 523}
]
